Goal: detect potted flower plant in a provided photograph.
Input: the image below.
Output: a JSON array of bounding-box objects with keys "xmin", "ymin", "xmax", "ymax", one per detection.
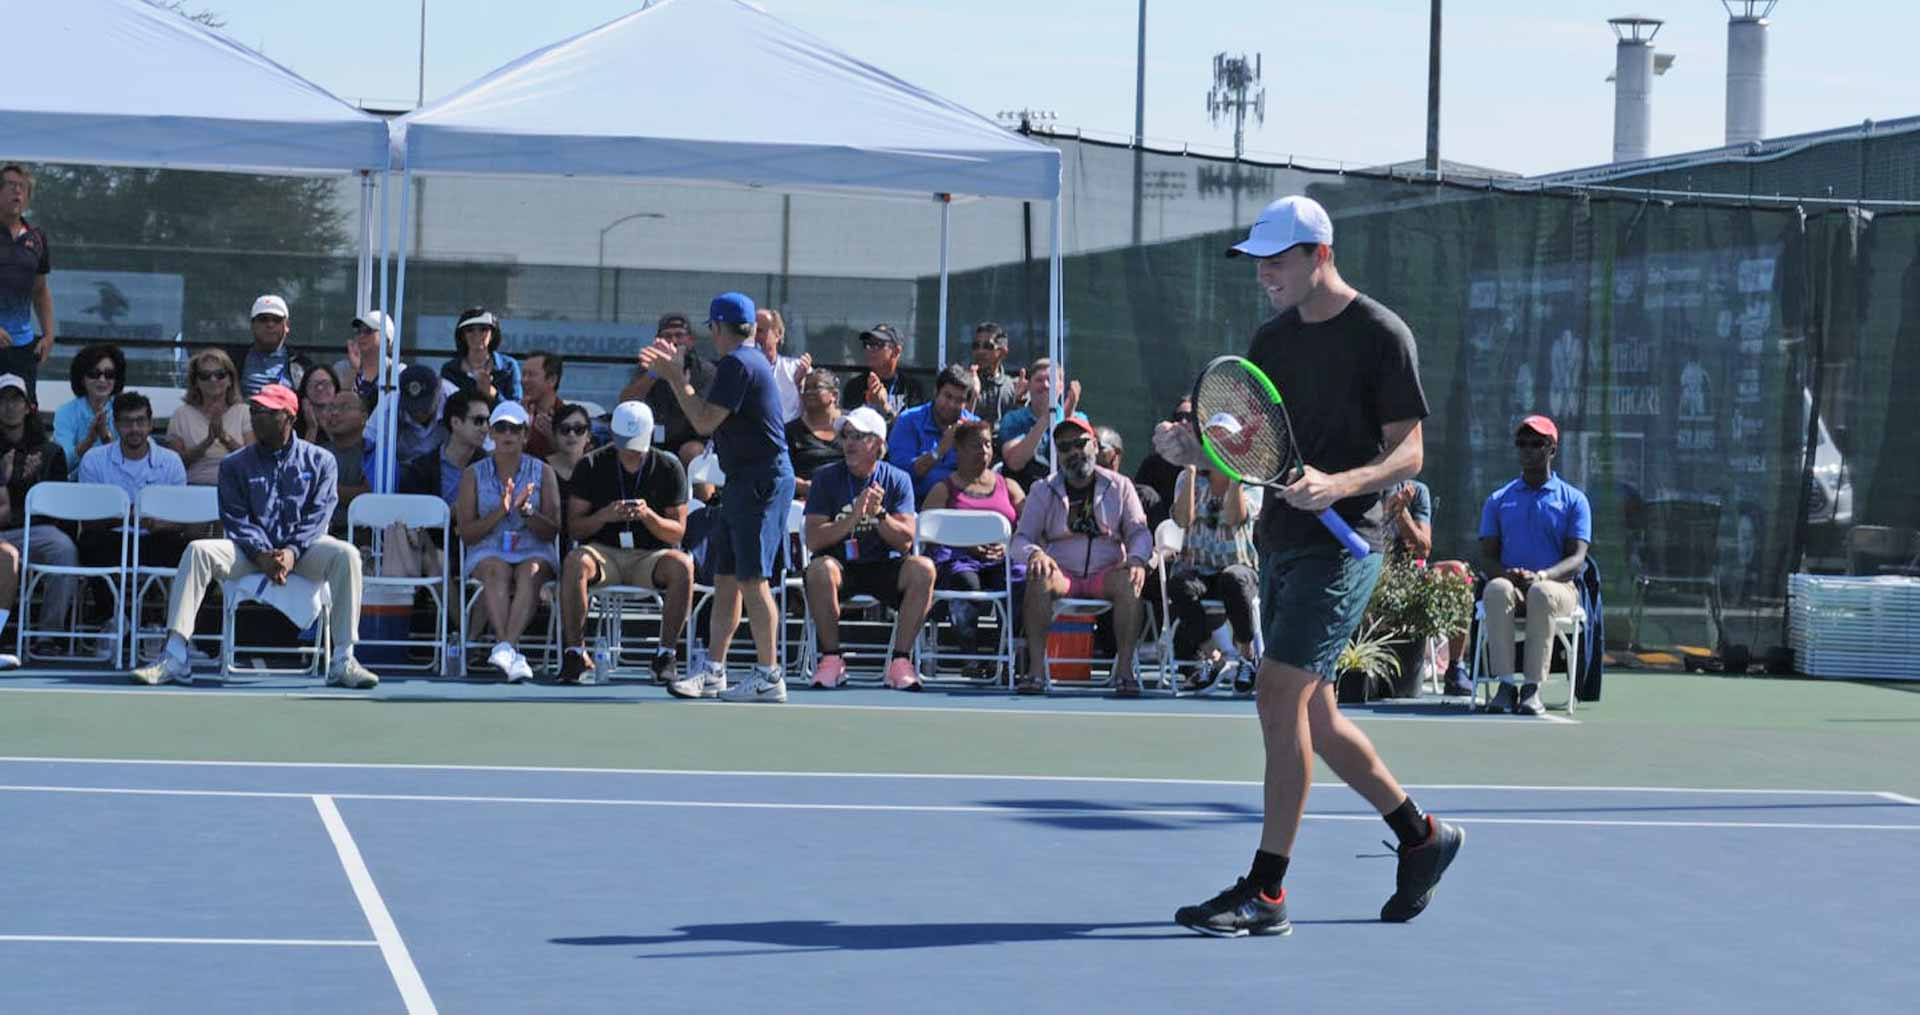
[{"xmin": 1360, "ymin": 555, "xmax": 1476, "ymax": 697}]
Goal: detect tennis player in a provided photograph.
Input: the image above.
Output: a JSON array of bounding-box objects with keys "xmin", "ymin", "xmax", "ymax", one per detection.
[
  {"xmin": 1173, "ymin": 195, "xmax": 1463, "ymax": 937},
  {"xmin": 641, "ymin": 292, "xmax": 794, "ymax": 703}
]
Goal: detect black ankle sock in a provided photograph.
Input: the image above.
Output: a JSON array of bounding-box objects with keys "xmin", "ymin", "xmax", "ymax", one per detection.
[
  {"xmin": 891, "ymin": 650, "xmax": 911, "ymax": 661},
  {"xmin": 654, "ymin": 649, "xmax": 676, "ymax": 665},
  {"xmin": 1386, "ymin": 797, "xmax": 1431, "ymax": 848},
  {"xmin": 1248, "ymin": 850, "xmax": 1289, "ymax": 897}
]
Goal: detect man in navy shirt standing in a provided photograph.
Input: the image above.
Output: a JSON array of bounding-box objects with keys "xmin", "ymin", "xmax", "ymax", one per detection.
[
  {"xmin": 0, "ymin": 165, "xmax": 55, "ymax": 388},
  {"xmin": 1478, "ymin": 414, "xmax": 1592, "ymax": 716},
  {"xmin": 642, "ymin": 292, "xmax": 795, "ymax": 704}
]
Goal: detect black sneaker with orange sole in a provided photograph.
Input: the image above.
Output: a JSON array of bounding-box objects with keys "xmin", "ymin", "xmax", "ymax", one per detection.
[
  {"xmin": 1174, "ymin": 879, "xmax": 1292, "ymax": 938},
  {"xmin": 1381, "ymin": 816, "xmax": 1465, "ymax": 922}
]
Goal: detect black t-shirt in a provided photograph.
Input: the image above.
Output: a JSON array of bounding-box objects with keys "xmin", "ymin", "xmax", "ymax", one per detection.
[
  {"xmin": 840, "ymin": 369, "xmax": 925, "ymax": 422},
  {"xmin": 569, "ymin": 447, "xmax": 688, "ymax": 551},
  {"xmin": 784, "ymin": 417, "xmax": 843, "ymax": 480},
  {"xmin": 1245, "ymin": 294, "xmax": 1429, "ymax": 553},
  {"xmin": 641, "ymin": 352, "xmax": 717, "ymax": 455}
]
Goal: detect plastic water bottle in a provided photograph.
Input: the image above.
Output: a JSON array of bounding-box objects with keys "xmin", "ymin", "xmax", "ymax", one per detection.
[{"xmin": 591, "ymin": 647, "xmax": 612, "ymax": 684}]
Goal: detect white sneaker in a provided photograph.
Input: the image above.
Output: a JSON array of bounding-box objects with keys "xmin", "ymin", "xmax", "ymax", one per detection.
[
  {"xmin": 718, "ymin": 665, "xmax": 787, "ymax": 704},
  {"xmin": 488, "ymin": 642, "xmax": 516, "ymax": 677},
  {"xmin": 505, "ymin": 648, "xmax": 535, "ymax": 683},
  {"xmin": 667, "ymin": 660, "xmax": 727, "ymax": 700},
  {"xmin": 130, "ymin": 652, "xmax": 193, "ymax": 686},
  {"xmin": 328, "ymin": 657, "xmax": 381, "ymax": 690}
]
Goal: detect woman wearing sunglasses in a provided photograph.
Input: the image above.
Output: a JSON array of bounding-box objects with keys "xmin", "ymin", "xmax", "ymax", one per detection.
[
  {"xmin": 544, "ymin": 402, "xmax": 597, "ymax": 490},
  {"xmin": 455, "ymin": 401, "xmax": 561, "ymax": 682},
  {"xmin": 52, "ymin": 342, "xmax": 125, "ymax": 466},
  {"xmin": 166, "ymin": 349, "xmax": 254, "ymax": 485}
]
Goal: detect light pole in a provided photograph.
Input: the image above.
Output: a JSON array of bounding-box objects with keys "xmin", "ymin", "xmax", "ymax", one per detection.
[{"xmin": 597, "ymin": 212, "xmax": 666, "ymax": 320}]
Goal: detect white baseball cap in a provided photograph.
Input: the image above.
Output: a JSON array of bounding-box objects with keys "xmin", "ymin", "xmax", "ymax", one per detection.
[
  {"xmin": 610, "ymin": 400, "xmax": 655, "ymax": 452},
  {"xmin": 0, "ymin": 374, "xmax": 26, "ymax": 397},
  {"xmin": 1226, "ymin": 196, "xmax": 1334, "ymax": 258},
  {"xmin": 1203, "ymin": 412, "xmax": 1244, "ymax": 435},
  {"xmin": 250, "ymin": 294, "xmax": 289, "ymax": 319},
  {"xmin": 488, "ymin": 401, "xmax": 529, "ymax": 428},
  {"xmin": 352, "ymin": 309, "xmax": 394, "ymax": 342},
  {"xmin": 836, "ymin": 406, "xmax": 888, "ymax": 439}
]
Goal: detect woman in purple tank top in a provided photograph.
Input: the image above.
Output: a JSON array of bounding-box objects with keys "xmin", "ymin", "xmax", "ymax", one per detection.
[{"xmin": 923, "ymin": 420, "xmax": 1026, "ymax": 677}]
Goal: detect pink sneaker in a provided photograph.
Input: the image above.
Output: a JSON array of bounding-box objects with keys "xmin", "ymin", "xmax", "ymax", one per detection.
[
  {"xmin": 884, "ymin": 656, "xmax": 923, "ymax": 692},
  {"xmin": 811, "ymin": 654, "xmax": 847, "ymax": 689}
]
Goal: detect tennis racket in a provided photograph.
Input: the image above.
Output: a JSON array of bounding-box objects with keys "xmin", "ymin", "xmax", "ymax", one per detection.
[{"xmin": 1188, "ymin": 354, "xmax": 1372, "ymax": 558}]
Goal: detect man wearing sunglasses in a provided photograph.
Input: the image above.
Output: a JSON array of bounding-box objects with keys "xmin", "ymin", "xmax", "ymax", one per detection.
[
  {"xmin": 132, "ymin": 383, "xmax": 379, "ymax": 690},
  {"xmin": 1476, "ymin": 414, "xmax": 1591, "ymax": 716},
  {"xmin": 400, "ymin": 389, "xmax": 489, "ymax": 510},
  {"xmin": 969, "ymin": 322, "xmax": 1019, "ymax": 426},
  {"xmin": 839, "ymin": 324, "xmax": 924, "ymax": 425},
  {"xmin": 231, "ymin": 294, "xmax": 310, "ymax": 398}
]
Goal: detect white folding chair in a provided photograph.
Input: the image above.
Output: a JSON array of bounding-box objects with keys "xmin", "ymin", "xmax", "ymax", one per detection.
[
  {"xmin": 796, "ymin": 517, "xmax": 903, "ymax": 686},
  {"xmin": 912, "ymin": 509, "xmax": 1015, "ymax": 687},
  {"xmin": 1152, "ymin": 518, "xmax": 1261, "ymax": 696},
  {"xmin": 1469, "ymin": 599, "xmax": 1587, "ymax": 714},
  {"xmin": 348, "ymin": 494, "xmax": 453, "ymax": 676},
  {"xmin": 129, "ymin": 485, "xmax": 221, "ymax": 666},
  {"xmin": 18, "ymin": 482, "xmax": 131, "ymax": 667},
  {"xmin": 221, "ymin": 574, "xmax": 332, "ymax": 678}
]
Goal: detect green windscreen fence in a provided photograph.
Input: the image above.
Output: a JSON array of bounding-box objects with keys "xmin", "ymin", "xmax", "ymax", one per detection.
[{"xmin": 23, "ymin": 137, "xmax": 1919, "ymax": 662}]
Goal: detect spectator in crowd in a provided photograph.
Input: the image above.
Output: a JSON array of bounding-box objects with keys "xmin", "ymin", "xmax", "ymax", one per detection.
[
  {"xmin": 402, "ymin": 389, "xmax": 490, "ymax": 510},
  {"xmin": 388, "ymin": 364, "xmax": 452, "ymax": 465},
  {"xmin": 1095, "ymin": 426, "xmax": 1125, "ymax": 473},
  {"xmin": 969, "ymin": 322, "xmax": 1019, "ymax": 426},
  {"xmin": 440, "ymin": 307, "xmax": 521, "ymax": 405},
  {"xmin": 754, "ymin": 308, "xmax": 810, "ymax": 424},
  {"xmin": 887, "ymin": 364, "xmax": 980, "ymax": 504},
  {"xmin": 232, "ymin": 294, "xmax": 309, "ymax": 397},
  {"xmin": 998, "ymin": 356, "xmax": 1085, "ymax": 490},
  {"xmin": 75, "ymin": 391, "xmax": 189, "ymax": 566},
  {"xmin": 321, "ymin": 387, "xmax": 377, "ymax": 528},
  {"xmin": 0, "ymin": 372, "xmax": 78, "ymax": 637},
  {"xmin": 622, "ymin": 312, "xmax": 716, "ymax": 465},
  {"xmin": 333, "ymin": 310, "xmax": 393, "ymax": 398},
  {"xmin": 921, "ymin": 418, "xmax": 1025, "ymax": 678},
  {"xmin": 556, "ymin": 400, "xmax": 692, "ymax": 686},
  {"xmin": 1383, "ymin": 478, "xmax": 1472, "ymax": 695},
  {"xmin": 0, "ymin": 164, "xmax": 55, "ymax": 388},
  {"xmin": 131, "ymin": 384, "xmax": 379, "ymax": 689},
  {"xmin": 167, "ymin": 349, "xmax": 253, "ymax": 486},
  {"xmin": 801, "ymin": 406, "xmax": 936, "ymax": 691},
  {"xmin": 640, "ymin": 292, "xmax": 794, "ymax": 704},
  {"xmin": 1012, "ymin": 417, "xmax": 1153, "ymax": 696},
  {"xmin": 0, "ymin": 535, "xmax": 20, "ymax": 668},
  {"xmin": 53, "ymin": 342, "xmax": 123, "ymax": 466},
  {"xmin": 1478, "ymin": 415, "xmax": 1592, "ymax": 716},
  {"xmin": 518, "ymin": 351, "xmax": 564, "ymax": 458},
  {"xmin": 1168, "ymin": 464, "xmax": 1259, "ymax": 691},
  {"xmin": 295, "ymin": 364, "xmax": 339, "ymax": 446},
  {"xmin": 1133, "ymin": 398, "xmax": 1193, "ymax": 531},
  {"xmin": 785, "ymin": 368, "xmax": 844, "ymax": 498},
  {"xmin": 455, "ymin": 401, "xmax": 561, "ymax": 683},
  {"xmin": 545, "ymin": 401, "xmax": 597, "ymax": 491},
  {"xmin": 840, "ymin": 324, "xmax": 924, "ymax": 424}
]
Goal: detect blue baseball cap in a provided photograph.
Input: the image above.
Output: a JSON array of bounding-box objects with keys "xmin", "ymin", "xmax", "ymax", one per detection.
[{"xmin": 706, "ymin": 292, "xmax": 756, "ymax": 326}]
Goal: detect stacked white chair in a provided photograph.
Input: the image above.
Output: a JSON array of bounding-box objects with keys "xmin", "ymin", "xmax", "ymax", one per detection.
[{"xmin": 18, "ymin": 482, "xmax": 131, "ymax": 667}]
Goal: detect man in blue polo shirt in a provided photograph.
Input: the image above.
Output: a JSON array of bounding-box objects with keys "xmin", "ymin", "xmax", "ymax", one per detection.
[
  {"xmin": 886, "ymin": 364, "xmax": 979, "ymax": 503},
  {"xmin": 1478, "ymin": 414, "xmax": 1592, "ymax": 716},
  {"xmin": 642, "ymin": 291, "xmax": 794, "ymax": 704},
  {"xmin": 0, "ymin": 164, "xmax": 55, "ymax": 388},
  {"xmin": 997, "ymin": 356, "xmax": 1085, "ymax": 490}
]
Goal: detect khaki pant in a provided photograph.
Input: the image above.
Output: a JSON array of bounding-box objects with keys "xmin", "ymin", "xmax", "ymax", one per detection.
[
  {"xmin": 164, "ymin": 537, "xmax": 362, "ymax": 655},
  {"xmin": 1482, "ymin": 577, "xmax": 1579, "ymax": 683}
]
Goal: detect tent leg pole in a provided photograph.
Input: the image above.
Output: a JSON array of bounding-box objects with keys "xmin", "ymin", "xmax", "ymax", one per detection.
[
  {"xmin": 937, "ymin": 194, "xmax": 951, "ymax": 367},
  {"xmin": 384, "ymin": 166, "xmax": 415, "ymax": 495}
]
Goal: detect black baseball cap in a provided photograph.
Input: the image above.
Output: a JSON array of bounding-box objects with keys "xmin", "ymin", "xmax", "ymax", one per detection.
[{"xmin": 859, "ymin": 324, "xmax": 901, "ymax": 346}]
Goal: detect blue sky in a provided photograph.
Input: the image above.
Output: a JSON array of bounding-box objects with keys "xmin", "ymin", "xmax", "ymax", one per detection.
[{"xmin": 208, "ymin": 0, "xmax": 1912, "ymax": 177}]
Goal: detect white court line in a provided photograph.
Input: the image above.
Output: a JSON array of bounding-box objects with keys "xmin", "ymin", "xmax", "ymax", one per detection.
[
  {"xmin": 1877, "ymin": 791, "xmax": 1920, "ymax": 806},
  {"xmin": 0, "ymin": 784, "xmax": 1911, "ymax": 833},
  {"xmin": 0, "ymin": 684, "xmax": 1577, "ymax": 723},
  {"xmin": 312, "ymin": 796, "xmax": 437, "ymax": 1015},
  {"xmin": 0, "ymin": 757, "xmax": 1901, "ymax": 799},
  {"xmin": 0, "ymin": 934, "xmax": 376, "ymax": 947}
]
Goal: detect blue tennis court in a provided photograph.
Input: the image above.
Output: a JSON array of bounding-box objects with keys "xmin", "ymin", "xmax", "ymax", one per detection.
[{"xmin": 2, "ymin": 756, "xmax": 1915, "ymax": 1014}]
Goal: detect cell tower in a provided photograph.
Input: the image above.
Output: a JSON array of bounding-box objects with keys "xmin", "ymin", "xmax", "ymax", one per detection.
[{"xmin": 1206, "ymin": 52, "xmax": 1265, "ymax": 160}]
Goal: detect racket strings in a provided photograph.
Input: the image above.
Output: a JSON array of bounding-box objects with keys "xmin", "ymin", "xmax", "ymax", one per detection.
[{"xmin": 1194, "ymin": 367, "xmax": 1296, "ymax": 482}]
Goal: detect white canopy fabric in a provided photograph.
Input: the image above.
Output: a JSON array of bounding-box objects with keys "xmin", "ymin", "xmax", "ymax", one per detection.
[
  {"xmin": 7, "ymin": 0, "xmax": 388, "ymax": 174},
  {"xmin": 397, "ymin": 0, "xmax": 1060, "ymax": 201}
]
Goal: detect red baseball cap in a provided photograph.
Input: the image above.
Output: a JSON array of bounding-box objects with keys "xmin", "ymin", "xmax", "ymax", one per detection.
[
  {"xmin": 249, "ymin": 383, "xmax": 300, "ymax": 415},
  {"xmin": 1052, "ymin": 416, "xmax": 1097, "ymax": 442},
  {"xmin": 1517, "ymin": 414, "xmax": 1558, "ymax": 443}
]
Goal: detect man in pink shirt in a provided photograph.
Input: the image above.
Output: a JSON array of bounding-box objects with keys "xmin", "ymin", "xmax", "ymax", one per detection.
[{"xmin": 1011, "ymin": 417, "xmax": 1153, "ymax": 695}]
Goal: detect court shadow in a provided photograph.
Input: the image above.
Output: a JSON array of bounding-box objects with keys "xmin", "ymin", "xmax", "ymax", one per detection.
[
  {"xmin": 554, "ymin": 920, "xmax": 1192, "ymax": 956},
  {"xmin": 975, "ymin": 797, "xmax": 1260, "ymax": 832}
]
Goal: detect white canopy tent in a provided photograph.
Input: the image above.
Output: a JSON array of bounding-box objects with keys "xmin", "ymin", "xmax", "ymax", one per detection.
[
  {"xmin": 7, "ymin": 0, "xmax": 396, "ymax": 371},
  {"xmin": 383, "ymin": 0, "xmax": 1064, "ymax": 489}
]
